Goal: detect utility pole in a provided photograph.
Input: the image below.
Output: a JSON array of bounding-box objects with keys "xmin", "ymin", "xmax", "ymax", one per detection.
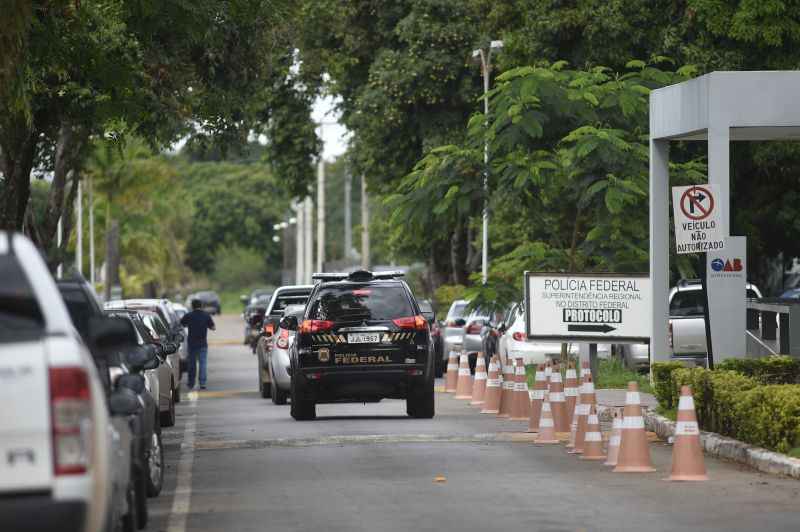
[
  {"xmin": 344, "ymin": 169, "xmax": 352, "ymax": 260},
  {"xmin": 295, "ymin": 201, "xmax": 304, "ymax": 285},
  {"xmin": 361, "ymin": 175, "xmax": 370, "ymax": 270},
  {"xmin": 316, "ymin": 159, "xmax": 325, "ymax": 272},
  {"xmin": 304, "ymin": 196, "xmax": 313, "ymax": 282},
  {"xmin": 88, "ymin": 176, "xmax": 95, "ymax": 286},
  {"xmin": 75, "ymin": 180, "xmax": 82, "ymax": 275}
]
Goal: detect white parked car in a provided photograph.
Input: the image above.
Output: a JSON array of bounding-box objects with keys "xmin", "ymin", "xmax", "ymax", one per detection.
[
  {"xmin": 497, "ymin": 302, "xmax": 611, "ymax": 366},
  {"xmin": 0, "ymin": 233, "xmax": 128, "ymax": 532}
]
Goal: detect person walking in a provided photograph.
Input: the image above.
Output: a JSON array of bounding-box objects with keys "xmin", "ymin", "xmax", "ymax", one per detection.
[{"xmin": 181, "ymin": 299, "xmax": 216, "ymax": 390}]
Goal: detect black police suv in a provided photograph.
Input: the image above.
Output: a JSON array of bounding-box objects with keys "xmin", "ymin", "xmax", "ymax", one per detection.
[{"xmin": 283, "ymin": 270, "xmax": 435, "ymax": 420}]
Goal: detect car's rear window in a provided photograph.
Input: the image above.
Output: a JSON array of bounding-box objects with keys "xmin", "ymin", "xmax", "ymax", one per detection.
[
  {"xmin": 309, "ymin": 284, "xmax": 413, "ymax": 322},
  {"xmin": 671, "ymin": 289, "xmax": 761, "ymax": 317},
  {"xmin": 59, "ymin": 287, "xmax": 94, "ymax": 342},
  {"xmin": 448, "ymin": 302, "xmax": 468, "ymax": 319},
  {"xmin": 271, "ymin": 292, "xmax": 310, "ymax": 315},
  {"xmin": 0, "ymin": 255, "xmax": 45, "ymax": 341}
]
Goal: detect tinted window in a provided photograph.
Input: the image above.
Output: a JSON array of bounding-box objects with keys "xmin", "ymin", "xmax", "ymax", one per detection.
[
  {"xmin": 309, "ymin": 284, "xmax": 413, "ymax": 322},
  {"xmin": 0, "ymin": 255, "xmax": 44, "ymax": 341},
  {"xmin": 59, "ymin": 287, "xmax": 94, "ymax": 342},
  {"xmin": 671, "ymin": 289, "xmax": 759, "ymax": 317},
  {"xmin": 418, "ymin": 300, "xmax": 433, "ymax": 314}
]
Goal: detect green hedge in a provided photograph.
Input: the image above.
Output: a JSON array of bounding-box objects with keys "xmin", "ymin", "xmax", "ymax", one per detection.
[
  {"xmin": 652, "ymin": 360, "xmax": 800, "ymax": 454},
  {"xmin": 716, "ymin": 355, "xmax": 800, "ymax": 385}
]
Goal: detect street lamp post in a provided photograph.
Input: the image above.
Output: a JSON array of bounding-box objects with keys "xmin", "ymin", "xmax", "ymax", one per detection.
[{"xmin": 471, "ymin": 39, "xmax": 503, "ymax": 285}]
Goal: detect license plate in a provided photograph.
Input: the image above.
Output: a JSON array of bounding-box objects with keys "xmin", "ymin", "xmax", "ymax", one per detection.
[{"xmin": 348, "ymin": 332, "xmax": 380, "ymax": 344}]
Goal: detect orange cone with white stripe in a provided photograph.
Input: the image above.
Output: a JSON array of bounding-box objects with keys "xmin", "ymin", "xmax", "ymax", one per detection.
[
  {"xmin": 445, "ymin": 351, "xmax": 458, "ymax": 393},
  {"xmin": 569, "ymin": 373, "xmax": 596, "ymax": 454},
  {"xmin": 580, "ymin": 359, "xmax": 591, "ymax": 381},
  {"xmin": 454, "ymin": 352, "xmax": 473, "ymax": 399},
  {"xmin": 580, "ymin": 404, "xmax": 606, "ymax": 461},
  {"xmin": 565, "ymin": 366, "xmax": 584, "ymax": 449},
  {"xmin": 510, "ymin": 358, "xmax": 531, "ymax": 421},
  {"xmin": 526, "ymin": 364, "xmax": 546, "ymax": 433},
  {"xmin": 564, "ymin": 361, "xmax": 578, "ymax": 427},
  {"xmin": 604, "ymin": 409, "xmax": 623, "ymax": 467},
  {"xmin": 535, "ymin": 391, "xmax": 559, "ymax": 444},
  {"xmin": 470, "ymin": 353, "xmax": 488, "ymax": 405},
  {"xmin": 547, "ymin": 362, "xmax": 569, "ymax": 432},
  {"xmin": 668, "ymin": 385, "xmax": 708, "ymax": 481},
  {"xmin": 613, "ymin": 381, "xmax": 656, "ymax": 473},
  {"xmin": 481, "ymin": 356, "xmax": 502, "ymax": 414},
  {"xmin": 497, "ymin": 359, "xmax": 515, "ymax": 418}
]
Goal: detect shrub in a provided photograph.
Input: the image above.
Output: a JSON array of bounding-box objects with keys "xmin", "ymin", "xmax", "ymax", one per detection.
[
  {"xmin": 717, "ymin": 355, "xmax": 800, "ymax": 385},
  {"xmin": 707, "ymin": 371, "xmax": 757, "ymax": 434},
  {"xmin": 652, "ymin": 361, "xmax": 684, "ymax": 408},
  {"xmin": 672, "ymin": 367, "xmax": 712, "ymax": 428},
  {"xmin": 734, "ymin": 385, "xmax": 800, "ymax": 454}
]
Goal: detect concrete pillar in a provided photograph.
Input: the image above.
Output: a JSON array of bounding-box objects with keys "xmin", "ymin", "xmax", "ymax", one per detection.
[
  {"xmin": 707, "ymin": 127, "xmax": 731, "ymax": 235},
  {"xmin": 649, "ymin": 139, "xmax": 671, "ymax": 363}
]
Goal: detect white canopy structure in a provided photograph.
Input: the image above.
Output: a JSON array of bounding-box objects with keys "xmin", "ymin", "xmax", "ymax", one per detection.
[{"xmin": 649, "ymin": 71, "xmax": 800, "ymax": 362}]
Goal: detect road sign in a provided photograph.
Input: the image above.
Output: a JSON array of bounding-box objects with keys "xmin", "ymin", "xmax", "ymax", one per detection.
[
  {"xmin": 524, "ymin": 272, "xmax": 651, "ymax": 343},
  {"xmin": 672, "ymin": 184, "xmax": 724, "ymax": 254}
]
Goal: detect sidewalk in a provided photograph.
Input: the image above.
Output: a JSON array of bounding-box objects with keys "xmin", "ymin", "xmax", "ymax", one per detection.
[{"xmin": 595, "ymin": 388, "xmax": 657, "ymax": 410}]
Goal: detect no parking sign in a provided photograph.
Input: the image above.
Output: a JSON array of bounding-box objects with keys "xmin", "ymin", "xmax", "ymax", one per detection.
[{"xmin": 671, "ymin": 184, "xmax": 725, "ymax": 254}]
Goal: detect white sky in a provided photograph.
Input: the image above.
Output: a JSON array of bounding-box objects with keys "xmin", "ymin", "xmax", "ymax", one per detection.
[{"xmin": 312, "ymin": 93, "xmax": 350, "ymax": 161}]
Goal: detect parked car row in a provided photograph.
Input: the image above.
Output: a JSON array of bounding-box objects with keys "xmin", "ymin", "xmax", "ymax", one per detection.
[{"xmin": 1, "ymin": 233, "xmax": 185, "ymax": 532}]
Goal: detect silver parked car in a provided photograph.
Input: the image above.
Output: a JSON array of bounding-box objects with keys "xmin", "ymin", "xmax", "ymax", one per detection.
[
  {"xmin": 441, "ymin": 299, "xmax": 470, "ymax": 368},
  {"xmin": 261, "ymin": 304, "xmax": 306, "ymax": 404}
]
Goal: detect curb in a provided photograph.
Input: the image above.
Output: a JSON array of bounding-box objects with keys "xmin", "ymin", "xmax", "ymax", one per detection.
[{"xmin": 598, "ymin": 405, "xmax": 800, "ymax": 480}]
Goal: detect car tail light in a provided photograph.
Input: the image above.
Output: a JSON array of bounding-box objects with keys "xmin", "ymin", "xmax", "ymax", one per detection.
[
  {"xmin": 49, "ymin": 367, "xmax": 92, "ymax": 476},
  {"xmin": 276, "ymin": 328, "xmax": 289, "ymax": 349},
  {"xmin": 263, "ymin": 322, "xmax": 275, "ymax": 336},
  {"xmin": 300, "ymin": 319, "xmax": 334, "ymax": 333},
  {"xmin": 393, "ymin": 315, "xmax": 428, "ymax": 331},
  {"xmin": 667, "ymin": 322, "xmax": 673, "ymax": 348},
  {"xmin": 466, "ymin": 322, "xmax": 483, "ymax": 335},
  {"xmin": 512, "ymin": 332, "xmax": 525, "ymax": 342}
]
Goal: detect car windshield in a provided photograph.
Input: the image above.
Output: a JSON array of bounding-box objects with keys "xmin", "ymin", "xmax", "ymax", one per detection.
[
  {"xmin": 309, "ymin": 284, "xmax": 413, "ymax": 322},
  {"xmin": 0, "ymin": 255, "xmax": 45, "ymax": 342}
]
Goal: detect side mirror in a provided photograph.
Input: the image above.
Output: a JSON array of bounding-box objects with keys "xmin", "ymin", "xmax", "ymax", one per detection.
[
  {"xmin": 109, "ymin": 387, "xmax": 142, "ymax": 417},
  {"xmin": 280, "ymin": 315, "xmax": 298, "ymax": 331},
  {"xmin": 165, "ymin": 343, "xmax": 178, "ymax": 355},
  {"xmin": 421, "ymin": 311, "xmax": 435, "ymax": 324},
  {"xmin": 89, "ymin": 316, "xmax": 137, "ymax": 351},
  {"xmin": 127, "ymin": 345, "xmax": 159, "ymax": 372},
  {"xmin": 249, "ymin": 314, "xmax": 264, "ymax": 328},
  {"xmin": 117, "ymin": 374, "xmax": 146, "ymax": 394}
]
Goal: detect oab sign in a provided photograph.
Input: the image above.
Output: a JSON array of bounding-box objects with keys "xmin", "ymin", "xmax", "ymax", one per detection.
[{"xmin": 524, "ymin": 272, "xmax": 651, "ymax": 343}]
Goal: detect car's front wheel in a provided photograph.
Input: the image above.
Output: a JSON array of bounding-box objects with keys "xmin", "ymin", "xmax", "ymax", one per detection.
[
  {"xmin": 270, "ymin": 363, "xmax": 288, "ymax": 405},
  {"xmin": 160, "ymin": 384, "xmax": 176, "ymax": 427},
  {"xmin": 258, "ymin": 353, "xmax": 271, "ymax": 399},
  {"xmin": 407, "ymin": 379, "xmax": 435, "ymax": 419},
  {"xmin": 290, "ymin": 377, "xmax": 315, "ymax": 420}
]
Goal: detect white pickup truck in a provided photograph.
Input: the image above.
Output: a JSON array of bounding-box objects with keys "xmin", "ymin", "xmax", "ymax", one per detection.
[
  {"xmin": 668, "ymin": 279, "xmax": 762, "ymax": 364},
  {"xmin": 0, "ymin": 233, "xmax": 129, "ymax": 532}
]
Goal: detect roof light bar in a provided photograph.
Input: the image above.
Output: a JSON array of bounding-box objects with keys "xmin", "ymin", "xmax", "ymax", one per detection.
[{"xmin": 310, "ymin": 270, "xmax": 406, "ymax": 283}]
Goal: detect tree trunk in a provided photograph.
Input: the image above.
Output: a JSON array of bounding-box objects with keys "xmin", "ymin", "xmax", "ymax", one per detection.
[
  {"xmin": 41, "ymin": 124, "xmax": 86, "ymax": 247},
  {"xmin": 0, "ymin": 128, "xmax": 37, "ymax": 230}
]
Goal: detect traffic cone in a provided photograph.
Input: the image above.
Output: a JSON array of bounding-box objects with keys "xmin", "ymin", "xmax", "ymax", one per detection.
[
  {"xmin": 565, "ymin": 367, "xmax": 584, "ymax": 449},
  {"xmin": 470, "ymin": 353, "xmax": 488, "ymax": 405},
  {"xmin": 580, "ymin": 404, "xmax": 606, "ymax": 461},
  {"xmin": 613, "ymin": 381, "xmax": 656, "ymax": 473},
  {"xmin": 510, "ymin": 358, "xmax": 531, "ymax": 421},
  {"xmin": 535, "ymin": 391, "xmax": 559, "ymax": 444},
  {"xmin": 580, "ymin": 360, "xmax": 591, "ymax": 381},
  {"xmin": 564, "ymin": 361, "xmax": 579, "ymax": 427},
  {"xmin": 604, "ymin": 409, "xmax": 623, "ymax": 467},
  {"xmin": 526, "ymin": 364, "xmax": 546, "ymax": 433},
  {"xmin": 445, "ymin": 351, "xmax": 458, "ymax": 393},
  {"xmin": 481, "ymin": 356, "xmax": 502, "ymax": 414},
  {"xmin": 454, "ymin": 352, "xmax": 473, "ymax": 399},
  {"xmin": 668, "ymin": 386, "xmax": 708, "ymax": 481},
  {"xmin": 497, "ymin": 359, "xmax": 515, "ymax": 418},
  {"xmin": 548, "ymin": 362, "xmax": 569, "ymax": 433},
  {"xmin": 569, "ymin": 373, "xmax": 596, "ymax": 454}
]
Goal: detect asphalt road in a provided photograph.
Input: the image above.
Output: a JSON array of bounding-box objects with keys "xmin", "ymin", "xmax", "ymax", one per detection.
[{"xmin": 146, "ymin": 314, "xmax": 799, "ymax": 532}]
